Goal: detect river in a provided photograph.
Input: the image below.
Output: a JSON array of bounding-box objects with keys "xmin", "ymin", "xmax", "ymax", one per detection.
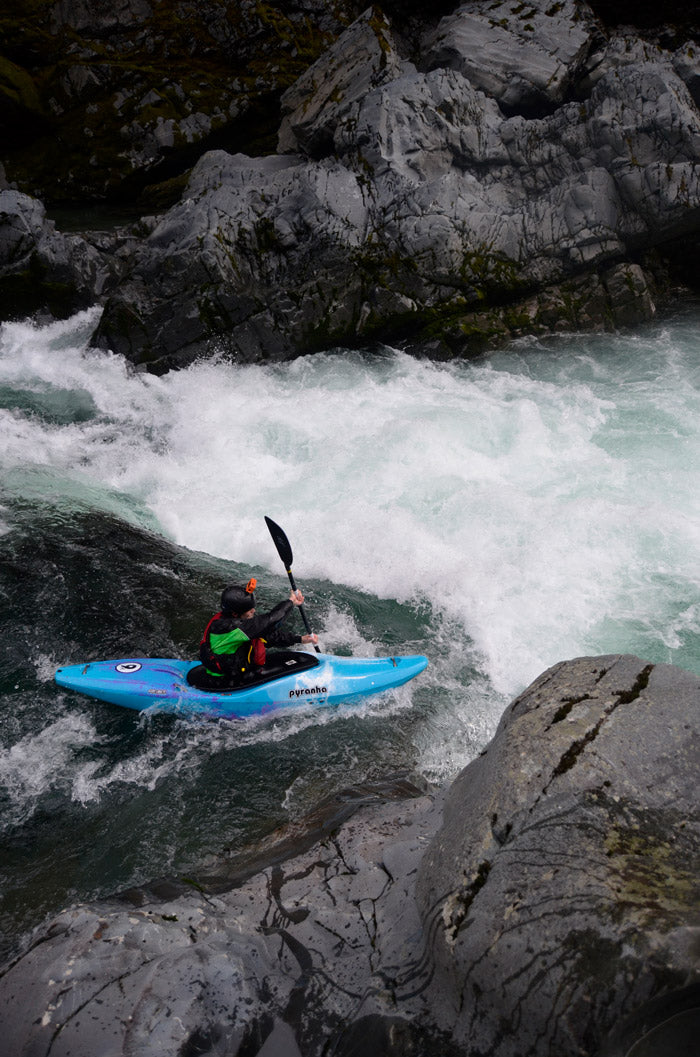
[{"xmin": 2, "ymin": 304, "xmax": 699, "ymax": 961}]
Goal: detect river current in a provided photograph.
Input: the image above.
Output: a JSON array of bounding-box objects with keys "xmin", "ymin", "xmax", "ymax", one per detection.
[{"xmin": 1, "ymin": 305, "xmax": 699, "ymax": 960}]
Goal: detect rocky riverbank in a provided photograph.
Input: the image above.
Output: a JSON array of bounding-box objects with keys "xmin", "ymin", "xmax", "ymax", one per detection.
[
  {"xmin": 3, "ymin": 1, "xmax": 700, "ymax": 368},
  {"xmin": 1, "ymin": 653, "xmax": 698, "ymax": 1057}
]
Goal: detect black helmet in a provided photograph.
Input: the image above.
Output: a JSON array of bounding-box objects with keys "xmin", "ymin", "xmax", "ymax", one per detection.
[{"xmin": 221, "ymin": 579, "xmax": 256, "ymax": 615}]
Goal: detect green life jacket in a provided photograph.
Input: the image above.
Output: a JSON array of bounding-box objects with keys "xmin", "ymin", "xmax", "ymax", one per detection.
[{"xmin": 200, "ymin": 612, "xmax": 266, "ymax": 678}]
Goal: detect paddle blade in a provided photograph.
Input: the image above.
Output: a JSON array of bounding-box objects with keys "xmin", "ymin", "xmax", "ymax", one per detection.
[{"xmin": 265, "ymin": 516, "xmax": 293, "ymax": 568}]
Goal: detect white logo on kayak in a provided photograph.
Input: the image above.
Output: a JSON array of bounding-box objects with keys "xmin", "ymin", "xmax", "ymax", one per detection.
[
  {"xmin": 289, "ymin": 685, "xmax": 328, "ymax": 698},
  {"xmin": 115, "ymin": 662, "xmax": 142, "ymax": 673}
]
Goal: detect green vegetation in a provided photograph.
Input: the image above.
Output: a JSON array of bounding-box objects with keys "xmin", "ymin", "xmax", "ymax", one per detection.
[
  {"xmin": 0, "ymin": 1, "xmax": 352, "ymax": 202},
  {"xmin": 604, "ymin": 812, "xmax": 700, "ymax": 926}
]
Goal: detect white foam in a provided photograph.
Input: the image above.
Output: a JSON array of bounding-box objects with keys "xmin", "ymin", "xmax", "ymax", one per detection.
[
  {"xmin": 70, "ymin": 736, "xmax": 201, "ymax": 804},
  {"xmin": 0, "ymin": 713, "xmax": 100, "ymax": 824},
  {"xmin": 3, "ymin": 312, "xmax": 700, "ymax": 713}
]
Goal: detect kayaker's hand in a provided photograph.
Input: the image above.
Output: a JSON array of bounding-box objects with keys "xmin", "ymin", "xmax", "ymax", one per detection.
[
  {"xmin": 301, "ymin": 633, "xmax": 318, "ymax": 645},
  {"xmin": 290, "ymin": 589, "xmax": 304, "ymax": 606}
]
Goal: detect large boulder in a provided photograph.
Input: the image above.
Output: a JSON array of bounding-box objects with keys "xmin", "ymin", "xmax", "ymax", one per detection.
[
  {"xmin": 5, "ymin": 2, "xmax": 700, "ymax": 362},
  {"xmin": 417, "ymin": 654, "xmax": 700, "ymax": 1057},
  {"xmin": 91, "ymin": 151, "xmax": 372, "ymax": 366},
  {"xmin": 278, "ymin": 6, "xmax": 416, "ymax": 156},
  {"xmin": 422, "ymin": 0, "xmax": 600, "ymax": 115},
  {"xmin": 0, "ymin": 777, "xmax": 450, "ymax": 1057}
]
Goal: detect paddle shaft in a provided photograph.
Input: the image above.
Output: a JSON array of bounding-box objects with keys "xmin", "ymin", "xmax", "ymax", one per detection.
[
  {"xmin": 265, "ymin": 516, "xmax": 320, "ymax": 653},
  {"xmin": 284, "ymin": 566, "xmax": 319, "ymax": 650}
]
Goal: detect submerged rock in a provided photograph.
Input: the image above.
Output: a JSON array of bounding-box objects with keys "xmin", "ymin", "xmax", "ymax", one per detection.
[{"xmin": 1, "ymin": 655, "xmax": 698, "ymax": 1056}]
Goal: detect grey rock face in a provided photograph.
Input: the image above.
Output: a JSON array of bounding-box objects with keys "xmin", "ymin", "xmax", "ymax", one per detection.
[
  {"xmin": 417, "ymin": 654, "xmax": 700, "ymax": 1057},
  {"xmin": 1, "ymin": 656, "xmax": 698, "ymax": 1055},
  {"xmin": 0, "ymin": 782, "xmax": 447, "ymax": 1057},
  {"xmin": 95, "ymin": 26, "xmax": 700, "ymax": 367},
  {"xmin": 422, "ymin": 0, "xmax": 599, "ymax": 114},
  {"xmin": 278, "ymin": 7, "xmax": 416, "ymax": 155},
  {"xmin": 0, "ymin": 190, "xmax": 124, "ymax": 319},
  {"xmin": 674, "ymin": 40, "xmax": 700, "ymax": 106},
  {"xmin": 6, "ymin": 2, "xmax": 700, "ymax": 364},
  {"xmin": 92, "ymin": 151, "xmax": 372, "ymax": 366}
]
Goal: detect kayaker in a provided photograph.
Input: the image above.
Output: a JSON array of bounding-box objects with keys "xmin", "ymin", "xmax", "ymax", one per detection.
[{"xmin": 199, "ymin": 578, "xmax": 318, "ymax": 686}]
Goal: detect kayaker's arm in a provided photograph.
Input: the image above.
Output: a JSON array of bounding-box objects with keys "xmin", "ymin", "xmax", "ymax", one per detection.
[{"xmin": 279, "ymin": 590, "xmax": 318, "ymax": 646}]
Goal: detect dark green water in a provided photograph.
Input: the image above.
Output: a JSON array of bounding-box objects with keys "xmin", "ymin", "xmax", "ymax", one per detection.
[{"xmin": 0, "ymin": 506, "xmax": 450, "ymax": 961}]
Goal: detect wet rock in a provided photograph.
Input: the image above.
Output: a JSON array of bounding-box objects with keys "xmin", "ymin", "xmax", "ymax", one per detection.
[
  {"xmin": 416, "ymin": 655, "xmax": 700, "ymax": 1057},
  {"xmin": 409, "ymin": 262, "xmax": 656, "ymax": 358},
  {"xmin": 603, "ymin": 261, "xmax": 656, "ymax": 325},
  {"xmin": 0, "ymin": 778, "xmax": 448, "ymax": 1057},
  {"xmin": 1, "ymin": 656, "xmax": 699, "ymax": 1055},
  {"xmin": 92, "ymin": 150, "xmax": 372, "ymax": 367}
]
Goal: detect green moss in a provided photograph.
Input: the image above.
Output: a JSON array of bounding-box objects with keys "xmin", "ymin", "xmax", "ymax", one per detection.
[
  {"xmin": 197, "ymin": 294, "xmax": 227, "ymax": 333},
  {"xmin": 459, "ymin": 240, "xmax": 523, "ymax": 297},
  {"xmin": 0, "ymin": 0, "xmax": 340, "ymax": 201},
  {"xmin": 0, "ymin": 55, "xmax": 42, "ymax": 112},
  {"xmin": 367, "ymin": 7, "xmax": 393, "ymax": 59},
  {"xmin": 604, "ymin": 822, "xmax": 700, "ymax": 924}
]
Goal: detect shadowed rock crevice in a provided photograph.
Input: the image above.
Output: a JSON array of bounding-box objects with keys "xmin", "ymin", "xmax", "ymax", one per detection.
[{"xmin": 548, "ymin": 663, "xmax": 654, "ymax": 783}]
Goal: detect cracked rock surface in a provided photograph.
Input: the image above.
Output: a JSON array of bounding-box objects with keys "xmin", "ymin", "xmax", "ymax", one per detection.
[
  {"xmin": 0, "ymin": 782, "xmax": 450, "ymax": 1057},
  {"xmin": 1, "ymin": 655, "xmax": 699, "ymax": 1056},
  {"xmin": 417, "ymin": 654, "xmax": 700, "ymax": 1057}
]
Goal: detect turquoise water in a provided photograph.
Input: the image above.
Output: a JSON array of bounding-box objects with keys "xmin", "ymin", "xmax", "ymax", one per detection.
[{"xmin": 1, "ymin": 305, "xmax": 699, "ymax": 958}]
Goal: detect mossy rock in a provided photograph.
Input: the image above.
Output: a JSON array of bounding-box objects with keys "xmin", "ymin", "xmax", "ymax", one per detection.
[
  {"xmin": 0, "ymin": 1, "xmax": 365, "ymax": 203},
  {"xmin": 0, "ymin": 54, "xmax": 46, "ymax": 137}
]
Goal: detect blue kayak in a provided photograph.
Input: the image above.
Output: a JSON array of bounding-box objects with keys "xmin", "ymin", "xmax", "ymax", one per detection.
[{"xmin": 54, "ymin": 650, "xmax": 429, "ymax": 719}]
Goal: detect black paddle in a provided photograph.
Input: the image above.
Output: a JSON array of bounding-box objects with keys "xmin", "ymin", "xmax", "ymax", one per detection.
[{"xmin": 264, "ymin": 516, "xmax": 320, "ymax": 653}]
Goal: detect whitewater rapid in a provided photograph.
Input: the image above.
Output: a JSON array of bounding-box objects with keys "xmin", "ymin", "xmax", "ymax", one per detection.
[
  {"xmin": 2, "ymin": 308, "xmax": 700, "ymax": 704},
  {"xmin": 3, "ymin": 305, "xmax": 700, "ymax": 961}
]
